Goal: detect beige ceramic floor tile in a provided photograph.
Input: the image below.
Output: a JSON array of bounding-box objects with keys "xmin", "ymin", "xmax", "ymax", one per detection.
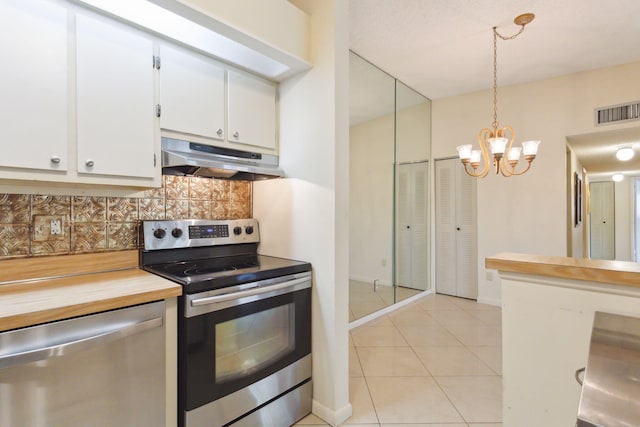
[
  {"xmin": 444, "ymin": 323, "xmax": 502, "ymax": 346},
  {"xmin": 418, "ymin": 295, "xmax": 461, "ymax": 311},
  {"xmin": 351, "ymin": 326, "xmax": 409, "ymax": 347},
  {"xmin": 467, "ymin": 345, "xmax": 503, "ymax": 375},
  {"xmin": 293, "ymin": 413, "xmax": 330, "ymax": 425},
  {"xmin": 367, "ymin": 376, "xmax": 463, "ymax": 424},
  {"xmin": 448, "ymin": 297, "xmax": 492, "ymax": 310},
  {"xmin": 360, "ymin": 315, "xmax": 394, "ymax": 327},
  {"xmin": 466, "ymin": 309, "xmax": 502, "ymax": 326},
  {"xmin": 351, "ymin": 301, "xmax": 392, "ymax": 319},
  {"xmin": 397, "ymin": 324, "xmax": 463, "ymax": 347},
  {"xmin": 347, "ymin": 377, "xmax": 379, "ymax": 424},
  {"xmin": 382, "ymin": 424, "xmax": 467, "ymax": 427},
  {"xmin": 412, "ymin": 346, "xmax": 495, "ymax": 376},
  {"xmin": 350, "ymin": 347, "xmax": 364, "ymax": 377},
  {"xmin": 435, "ymin": 376, "xmax": 503, "ymax": 423},
  {"xmin": 357, "ymin": 347, "xmax": 430, "ymax": 377},
  {"xmin": 389, "ymin": 307, "xmax": 436, "ymax": 328},
  {"xmin": 428, "ymin": 309, "xmax": 479, "ymax": 326},
  {"xmin": 468, "ymin": 424, "xmax": 502, "ymax": 427}
]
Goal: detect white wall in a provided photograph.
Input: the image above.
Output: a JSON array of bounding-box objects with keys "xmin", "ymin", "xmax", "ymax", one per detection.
[
  {"xmin": 349, "ymin": 113, "xmax": 394, "ymax": 284},
  {"xmin": 253, "ymin": 1, "xmax": 351, "ymax": 425},
  {"xmin": 433, "ymin": 61, "xmax": 640, "ymax": 304}
]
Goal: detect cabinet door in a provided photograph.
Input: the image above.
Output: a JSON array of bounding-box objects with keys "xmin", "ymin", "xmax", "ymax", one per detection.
[
  {"xmin": 159, "ymin": 45, "xmax": 225, "ymax": 141},
  {"xmin": 0, "ymin": 0, "xmax": 68, "ymax": 172},
  {"xmin": 227, "ymin": 70, "xmax": 277, "ymax": 151},
  {"xmin": 76, "ymin": 13, "xmax": 156, "ymax": 179}
]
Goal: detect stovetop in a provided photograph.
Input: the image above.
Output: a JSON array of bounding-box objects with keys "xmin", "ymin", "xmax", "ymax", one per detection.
[{"xmin": 140, "ymin": 219, "xmax": 311, "ymax": 294}]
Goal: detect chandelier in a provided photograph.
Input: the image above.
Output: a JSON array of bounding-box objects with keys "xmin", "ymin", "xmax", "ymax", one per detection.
[{"xmin": 457, "ymin": 13, "xmax": 540, "ymax": 178}]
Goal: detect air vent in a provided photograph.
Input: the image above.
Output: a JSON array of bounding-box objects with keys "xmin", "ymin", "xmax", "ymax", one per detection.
[{"xmin": 595, "ymin": 101, "xmax": 640, "ymax": 126}]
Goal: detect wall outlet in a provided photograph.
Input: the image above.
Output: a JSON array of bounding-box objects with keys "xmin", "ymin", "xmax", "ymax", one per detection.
[
  {"xmin": 50, "ymin": 219, "xmax": 62, "ymax": 235},
  {"xmin": 33, "ymin": 215, "xmax": 65, "ymax": 241}
]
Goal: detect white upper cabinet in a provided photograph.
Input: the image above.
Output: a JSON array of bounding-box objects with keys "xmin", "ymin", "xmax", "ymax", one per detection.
[
  {"xmin": 0, "ymin": 0, "xmax": 68, "ymax": 172},
  {"xmin": 159, "ymin": 44, "xmax": 225, "ymax": 141},
  {"xmin": 228, "ymin": 70, "xmax": 277, "ymax": 151},
  {"xmin": 76, "ymin": 13, "xmax": 156, "ymax": 179}
]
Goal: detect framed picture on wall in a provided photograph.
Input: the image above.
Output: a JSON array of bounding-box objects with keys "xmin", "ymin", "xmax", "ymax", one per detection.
[{"xmin": 574, "ymin": 172, "xmax": 582, "ymax": 227}]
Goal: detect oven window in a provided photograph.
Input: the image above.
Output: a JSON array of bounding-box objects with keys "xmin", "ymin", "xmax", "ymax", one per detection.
[{"xmin": 215, "ymin": 303, "xmax": 295, "ymax": 383}]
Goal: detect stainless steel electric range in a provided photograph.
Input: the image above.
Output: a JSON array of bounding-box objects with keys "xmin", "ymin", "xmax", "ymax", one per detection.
[{"xmin": 140, "ymin": 219, "xmax": 312, "ymax": 427}]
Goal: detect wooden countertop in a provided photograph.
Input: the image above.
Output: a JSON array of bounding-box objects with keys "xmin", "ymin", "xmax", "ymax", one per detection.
[
  {"xmin": 0, "ymin": 251, "xmax": 182, "ymax": 332},
  {"xmin": 486, "ymin": 252, "xmax": 640, "ymax": 288}
]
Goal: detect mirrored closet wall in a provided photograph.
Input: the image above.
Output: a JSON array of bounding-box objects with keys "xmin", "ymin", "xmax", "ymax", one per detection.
[{"xmin": 349, "ymin": 51, "xmax": 432, "ymax": 322}]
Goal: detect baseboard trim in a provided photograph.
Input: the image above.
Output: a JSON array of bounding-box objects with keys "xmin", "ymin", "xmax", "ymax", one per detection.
[
  {"xmin": 349, "ymin": 289, "xmax": 433, "ymax": 329},
  {"xmin": 348, "ymin": 275, "xmax": 392, "ymax": 287},
  {"xmin": 311, "ymin": 399, "xmax": 352, "ymax": 426},
  {"xmin": 477, "ymin": 296, "xmax": 502, "ymax": 307}
]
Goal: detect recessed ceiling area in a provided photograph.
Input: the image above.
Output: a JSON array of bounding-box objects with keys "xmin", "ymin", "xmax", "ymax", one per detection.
[{"xmin": 567, "ymin": 126, "xmax": 640, "ymax": 178}]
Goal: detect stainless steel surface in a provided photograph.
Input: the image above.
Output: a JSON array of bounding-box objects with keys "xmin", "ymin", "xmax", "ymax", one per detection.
[
  {"xmin": 161, "ymin": 137, "xmax": 284, "ymax": 180},
  {"xmin": 0, "ymin": 316, "xmax": 162, "ymax": 369},
  {"xmin": 186, "ymin": 354, "xmax": 312, "ymax": 427},
  {"xmin": 142, "ymin": 218, "xmax": 259, "ymax": 251},
  {"xmin": 231, "ymin": 380, "xmax": 312, "ymax": 427},
  {"xmin": 186, "ymin": 272, "xmax": 311, "ymax": 317},
  {"xmin": 0, "ymin": 301, "xmax": 166, "ymax": 427},
  {"xmin": 576, "ymin": 311, "xmax": 640, "ymax": 427}
]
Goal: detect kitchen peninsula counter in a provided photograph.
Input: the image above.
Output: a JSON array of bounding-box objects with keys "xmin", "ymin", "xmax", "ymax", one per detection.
[
  {"xmin": 486, "ymin": 252, "xmax": 640, "ymax": 426},
  {"xmin": 0, "ymin": 250, "xmax": 182, "ymax": 332}
]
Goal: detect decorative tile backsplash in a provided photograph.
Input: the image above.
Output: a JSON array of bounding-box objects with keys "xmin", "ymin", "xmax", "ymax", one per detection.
[{"xmin": 0, "ymin": 176, "xmax": 252, "ymax": 259}]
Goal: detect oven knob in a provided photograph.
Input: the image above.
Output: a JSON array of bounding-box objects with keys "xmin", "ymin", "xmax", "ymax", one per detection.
[
  {"xmin": 245, "ymin": 225, "xmax": 254, "ymax": 235},
  {"xmin": 153, "ymin": 228, "xmax": 166, "ymax": 239},
  {"xmin": 171, "ymin": 228, "xmax": 183, "ymax": 238},
  {"xmin": 233, "ymin": 226, "xmax": 242, "ymax": 235}
]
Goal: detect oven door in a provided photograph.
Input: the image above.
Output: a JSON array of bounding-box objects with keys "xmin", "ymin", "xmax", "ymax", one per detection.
[{"xmin": 179, "ymin": 272, "xmax": 311, "ymax": 423}]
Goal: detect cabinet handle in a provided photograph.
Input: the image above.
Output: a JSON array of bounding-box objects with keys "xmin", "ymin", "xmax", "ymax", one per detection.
[
  {"xmin": 217, "ymin": 128, "xmax": 223, "ymax": 137},
  {"xmin": 85, "ymin": 160, "xmax": 95, "ymax": 167},
  {"xmin": 50, "ymin": 156, "xmax": 61, "ymax": 164},
  {"xmin": 575, "ymin": 367, "xmax": 585, "ymax": 386},
  {"xmin": 233, "ymin": 131, "xmax": 239, "ymax": 138}
]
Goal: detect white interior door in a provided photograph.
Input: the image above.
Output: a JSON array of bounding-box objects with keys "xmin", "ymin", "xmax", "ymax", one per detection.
[
  {"xmin": 396, "ymin": 162, "xmax": 429, "ymax": 290},
  {"xmin": 590, "ymin": 181, "xmax": 615, "ymax": 260},
  {"xmin": 435, "ymin": 158, "xmax": 477, "ymax": 299}
]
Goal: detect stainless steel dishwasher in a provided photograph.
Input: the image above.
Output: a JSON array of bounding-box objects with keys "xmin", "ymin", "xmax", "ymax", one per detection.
[{"xmin": 0, "ymin": 301, "xmax": 166, "ymax": 427}]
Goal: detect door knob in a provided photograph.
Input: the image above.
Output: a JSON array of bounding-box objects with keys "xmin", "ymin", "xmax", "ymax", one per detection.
[
  {"xmin": 85, "ymin": 160, "xmax": 95, "ymax": 167},
  {"xmin": 406, "ymin": 225, "xmax": 410, "ymax": 229},
  {"xmin": 457, "ymin": 227, "xmax": 461, "ymax": 231}
]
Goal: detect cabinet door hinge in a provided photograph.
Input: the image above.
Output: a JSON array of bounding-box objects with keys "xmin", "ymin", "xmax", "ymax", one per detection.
[
  {"xmin": 153, "ymin": 55, "xmax": 161, "ymax": 70},
  {"xmin": 156, "ymin": 104, "xmax": 161, "ymax": 117},
  {"xmin": 154, "ymin": 154, "xmax": 157, "ymax": 167}
]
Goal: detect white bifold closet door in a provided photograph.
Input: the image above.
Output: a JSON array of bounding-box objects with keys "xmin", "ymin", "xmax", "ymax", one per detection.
[
  {"xmin": 396, "ymin": 162, "xmax": 429, "ymax": 290},
  {"xmin": 435, "ymin": 158, "xmax": 477, "ymax": 299},
  {"xmin": 590, "ymin": 181, "xmax": 615, "ymax": 260}
]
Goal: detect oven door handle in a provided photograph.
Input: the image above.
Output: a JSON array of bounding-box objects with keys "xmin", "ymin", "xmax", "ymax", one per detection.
[{"xmin": 190, "ymin": 277, "xmax": 310, "ymax": 307}]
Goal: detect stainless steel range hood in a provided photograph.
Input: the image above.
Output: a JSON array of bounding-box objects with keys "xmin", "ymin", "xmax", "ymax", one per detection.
[{"xmin": 162, "ymin": 137, "xmax": 284, "ymax": 180}]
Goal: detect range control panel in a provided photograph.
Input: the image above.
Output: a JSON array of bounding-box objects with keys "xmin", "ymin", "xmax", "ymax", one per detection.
[{"xmin": 142, "ymin": 219, "xmax": 259, "ymax": 251}]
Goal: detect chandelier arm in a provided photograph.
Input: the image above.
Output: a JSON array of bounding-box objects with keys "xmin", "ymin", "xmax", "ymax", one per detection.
[
  {"xmin": 498, "ymin": 126, "xmax": 515, "ymax": 177},
  {"xmin": 507, "ymin": 159, "xmax": 534, "ymax": 176}
]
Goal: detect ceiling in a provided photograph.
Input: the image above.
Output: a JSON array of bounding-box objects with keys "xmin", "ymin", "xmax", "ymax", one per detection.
[{"xmin": 349, "ymin": 0, "xmax": 640, "ymax": 176}]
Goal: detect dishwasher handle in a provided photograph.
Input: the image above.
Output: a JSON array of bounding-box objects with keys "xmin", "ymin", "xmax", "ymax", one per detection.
[
  {"xmin": 0, "ymin": 316, "xmax": 163, "ymax": 370},
  {"xmin": 191, "ymin": 276, "xmax": 310, "ymax": 307}
]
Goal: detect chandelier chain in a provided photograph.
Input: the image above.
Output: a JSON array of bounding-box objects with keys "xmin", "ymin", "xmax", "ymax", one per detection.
[{"xmin": 492, "ymin": 28, "xmax": 498, "ymax": 130}]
